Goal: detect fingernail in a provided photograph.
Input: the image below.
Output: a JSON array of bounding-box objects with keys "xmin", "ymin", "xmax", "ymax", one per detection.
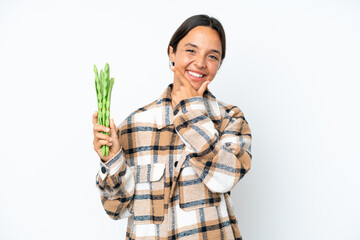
[
  {"xmin": 109, "ymin": 137, "xmax": 113, "ymax": 141},
  {"xmin": 106, "ymin": 128, "xmax": 110, "ymax": 132}
]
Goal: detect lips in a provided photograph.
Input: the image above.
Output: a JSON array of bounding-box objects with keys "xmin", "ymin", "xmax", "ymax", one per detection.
[
  {"xmin": 188, "ymin": 71, "xmax": 203, "ymax": 78},
  {"xmin": 186, "ymin": 70, "xmax": 207, "ymax": 82}
]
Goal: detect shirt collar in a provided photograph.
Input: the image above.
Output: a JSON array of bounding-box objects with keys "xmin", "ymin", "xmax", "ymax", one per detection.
[{"xmin": 154, "ymin": 83, "xmax": 222, "ymax": 129}]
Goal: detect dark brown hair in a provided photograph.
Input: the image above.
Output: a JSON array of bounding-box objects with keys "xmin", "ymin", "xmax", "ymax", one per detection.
[{"xmin": 167, "ymin": 14, "xmax": 226, "ymax": 63}]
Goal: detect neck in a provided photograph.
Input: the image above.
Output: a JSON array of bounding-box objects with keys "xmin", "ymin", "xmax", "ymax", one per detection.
[{"xmin": 170, "ymin": 80, "xmax": 179, "ymax": 109}]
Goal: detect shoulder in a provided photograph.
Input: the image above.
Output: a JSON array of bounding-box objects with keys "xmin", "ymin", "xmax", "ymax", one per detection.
[
  {"xmin": 217, "ymin": 99, "xmax": 247, "ymax": 121},
  {"xmin": 117, "ymin": 99, "xmax": 159, "ymax": 129},
  {"xmin": 204, "ymin": 89, "xmax": 247, "ymax": 122},
  {"xmin": 216, "ymin": 99, "xmax": 252, "ymax": 137}
]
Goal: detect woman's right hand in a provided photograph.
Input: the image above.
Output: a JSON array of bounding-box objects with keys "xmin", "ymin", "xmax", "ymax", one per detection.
[{"xmin": 92, "ymin": 111, "xmax": 121, "ymax": 162}]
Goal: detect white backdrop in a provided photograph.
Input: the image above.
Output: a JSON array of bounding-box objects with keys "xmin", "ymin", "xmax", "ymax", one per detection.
[{"xmin": 1, "ymin": 0, "xmax": 359, "ymax": 239}]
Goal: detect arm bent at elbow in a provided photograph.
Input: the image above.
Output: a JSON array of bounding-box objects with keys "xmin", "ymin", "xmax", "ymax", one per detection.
[{"xmin": 173, "ymin": 98, "xmax": 252, "ymax": 193}]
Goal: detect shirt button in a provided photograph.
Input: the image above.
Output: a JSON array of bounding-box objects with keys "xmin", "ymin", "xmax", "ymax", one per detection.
[
  {"xmin": 174, "ymin": 161, "xmax": 178, "ymax": 168},
  {"xmin": 101, "ymin": 166, "xmax": 107, "ymax": 174}
]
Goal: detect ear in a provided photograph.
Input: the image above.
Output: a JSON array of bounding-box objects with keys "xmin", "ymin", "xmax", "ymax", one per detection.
[{"xmin": 168, "ymin": 46, "xmax": 176, "ymax": 63}]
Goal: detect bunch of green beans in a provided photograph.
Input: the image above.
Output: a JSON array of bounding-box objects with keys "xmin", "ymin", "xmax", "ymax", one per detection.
[{"xmin": 94, "ymin": 63, "xmax": 115, "ymax": 156}]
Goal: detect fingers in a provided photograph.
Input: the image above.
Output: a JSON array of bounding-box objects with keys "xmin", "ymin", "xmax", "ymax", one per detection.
[
  {"xmin": 93, "ymin": 124, "xmax": 110, "ymax": 134},
  {"xmin": 93, "ymin": 139, "xmax": 112, "ymax": 153},
  {"xmin": 95, "ymin": 139, "xmax": 112, "ymax": 147},
  {"xmin": 197, "ymin": 81, "xmax": 210, "ymax": 96},
  {"xmin": 93, "ymin": 118, "xmax": 118, "ymax": 142},
  {"xmin": 92, "ymin": 111, "xmax": 98, "ymax": 125},
  {"xmin": 93, "ymin": 131, "xmax": 113, "ymax": 149},
  {"xmin": 94, "ymin": 132, "xmax": 112, "ymax": 142},
  {"xmin": 92, "ymin": 112, "xmax": 119, "ymax": 161},
  {"xmin": 170, "ymin": 66, "xmax": 192, "ymax": 88},
  {"xmin": 93, "ymin": 122, "xmax": 111, "ymax": 144}
]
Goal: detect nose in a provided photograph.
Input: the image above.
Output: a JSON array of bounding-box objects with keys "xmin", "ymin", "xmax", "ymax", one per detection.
[{"xmin": 194, "ymin": 54, "xmax": 206, "ymax": 69}]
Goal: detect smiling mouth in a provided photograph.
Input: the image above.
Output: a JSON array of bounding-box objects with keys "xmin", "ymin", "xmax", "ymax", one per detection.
[
  {"xmin": 186, "ymin": 70, "xmax": 207, "ymax": 81},
  {"xmin": 188, "ymin": 70, "xmax": 204, "ymax": 78}
]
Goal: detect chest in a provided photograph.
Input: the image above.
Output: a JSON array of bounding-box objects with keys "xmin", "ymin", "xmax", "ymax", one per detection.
[{"xmin": 120, "ymin": 123, "xmax": 185, "ymax": 168}]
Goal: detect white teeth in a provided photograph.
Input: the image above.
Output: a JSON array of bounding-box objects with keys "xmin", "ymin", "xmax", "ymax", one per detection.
[{"xmin": 188, "ymin": 71, "xmax": 203, "ymax": 78}]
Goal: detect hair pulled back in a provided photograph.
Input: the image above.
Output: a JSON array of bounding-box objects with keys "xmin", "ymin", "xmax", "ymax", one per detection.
[{"xmin": 167, "ymin": 14, "xmax": 226, "ymax": 62}]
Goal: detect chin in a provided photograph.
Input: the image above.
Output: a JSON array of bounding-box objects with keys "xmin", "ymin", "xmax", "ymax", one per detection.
[{"xmin": 190, "ymin": 83, "xmax": 201, "ymax": 91}]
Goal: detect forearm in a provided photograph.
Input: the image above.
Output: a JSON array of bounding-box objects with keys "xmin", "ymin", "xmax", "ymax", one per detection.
[
  {"xmin": 173, "ymin": 97, "xmax": 252, "ymax": 193},
  {"xmin": 96, "ymin": 150, "xmax": 135, "ymax": 219}
]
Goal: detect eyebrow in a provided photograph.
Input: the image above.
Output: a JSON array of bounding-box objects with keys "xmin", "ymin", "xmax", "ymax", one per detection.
[{"xmin": 184, "ymin": 43, "xmax": 221, "ymax": 56}]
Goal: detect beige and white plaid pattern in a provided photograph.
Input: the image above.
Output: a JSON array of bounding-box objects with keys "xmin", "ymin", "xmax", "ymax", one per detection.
[{"xmin": 96, "ymin": 83, "xmax": 252, "ymax": 239}]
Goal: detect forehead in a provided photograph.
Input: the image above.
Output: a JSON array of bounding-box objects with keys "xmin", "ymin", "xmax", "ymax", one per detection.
[{"xmin": 178, "ymin": 26, "xmax": 222, "ymax": 51}]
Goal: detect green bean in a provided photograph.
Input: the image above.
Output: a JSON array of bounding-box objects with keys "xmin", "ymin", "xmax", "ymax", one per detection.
[{"xmin": 94, "ymin": 63, "xmax": 115, "ymax": 157}]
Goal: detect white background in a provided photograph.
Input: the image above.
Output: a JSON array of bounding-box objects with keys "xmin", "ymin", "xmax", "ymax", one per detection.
[{"xmin": 1, "ymin": 0, "xmax": 359, "ymax": 239}]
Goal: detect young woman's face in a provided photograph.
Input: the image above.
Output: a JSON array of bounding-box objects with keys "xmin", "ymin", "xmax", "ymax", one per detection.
[{"xmin": 169, "ymin": 26, "xmax": 222, "ymax": 90}]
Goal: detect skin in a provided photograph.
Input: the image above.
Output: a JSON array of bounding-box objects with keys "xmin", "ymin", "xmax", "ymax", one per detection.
[
  {"xmin": 93, "ymin": 26, "xmax": 223, "ymax": 162},
  {"xmin": 169, "ymin": 26, "xmax": 222, "ymax": 108},
  {"xmin": 92, "ymin": 111, "xmax": 120, "ymax": 162}
]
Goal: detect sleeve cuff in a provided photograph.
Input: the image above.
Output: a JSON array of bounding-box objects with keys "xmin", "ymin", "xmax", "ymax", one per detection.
[{"xmin": 99, "ymin": 150, "xmax": 125, "ymax": 181}]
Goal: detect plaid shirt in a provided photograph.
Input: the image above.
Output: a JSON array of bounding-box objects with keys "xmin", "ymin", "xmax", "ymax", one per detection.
[{"xmin": 96, "ymin": 83, "xmax": 252, "ymax": 239}]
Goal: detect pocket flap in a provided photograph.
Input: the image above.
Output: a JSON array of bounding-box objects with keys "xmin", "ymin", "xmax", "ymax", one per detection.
[{"xmin": 133, "ymin": 163, "xmax": 165, "ymax": 183}]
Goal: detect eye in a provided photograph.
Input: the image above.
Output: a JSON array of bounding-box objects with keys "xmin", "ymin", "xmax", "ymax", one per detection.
[
  {"xmin": 186, "ymin": 49, "xmax": 195, "ymax": 53},
  {"xmin": 209, "ymin": 55, "xmax": 219, "ymax": 60}
]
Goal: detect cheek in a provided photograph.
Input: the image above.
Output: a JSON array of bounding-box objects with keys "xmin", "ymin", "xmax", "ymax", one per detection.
[
  {"xmin": 175, "ymin": 53, "xmax": 193, "ymax": 66},
  {"xmin": 208, "ymin": 64, "xmax": 219, "ymax": 77}
]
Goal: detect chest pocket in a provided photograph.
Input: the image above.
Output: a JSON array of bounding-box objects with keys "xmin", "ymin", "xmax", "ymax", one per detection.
[
  {"xmin": 132, "ymin": 163, "xmax": 166, "ymax": 224},
  {"xmin": 178, "ymin": 166, "xmax": 221, "ymax": 211}
]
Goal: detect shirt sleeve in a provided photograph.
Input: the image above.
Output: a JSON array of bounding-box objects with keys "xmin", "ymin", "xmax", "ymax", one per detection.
[
  {"xmin": 173, "ymin": 96, "xmax": 252, "ymax": 193},
  {"xmin": 96, "ymin": 146, "xmax": 135, "ymax": 220}
]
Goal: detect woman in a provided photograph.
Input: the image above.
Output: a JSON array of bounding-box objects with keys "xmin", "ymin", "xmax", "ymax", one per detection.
[{"xmin": 93, "ymin": 14, "xmax": 252, "ymax": 239}]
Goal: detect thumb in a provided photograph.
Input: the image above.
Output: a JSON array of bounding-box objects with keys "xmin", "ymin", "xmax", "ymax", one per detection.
[
  {"xmin": 197, "ymin": 81, "xmax": 210, "ymax": 96},
  {"xmin": 110, "ymin": 118, "xmax": 121, "ymax": 153},
  {"xmin": 109, "ymin": 118, "xmax": 117, "ymax": 139}
]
